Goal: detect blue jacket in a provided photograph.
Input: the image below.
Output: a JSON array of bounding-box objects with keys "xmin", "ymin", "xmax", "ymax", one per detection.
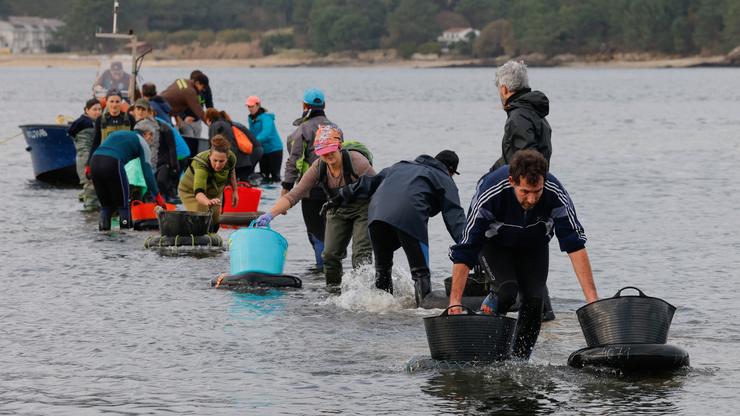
[
  {"xmin": 247, "ymin": 111, "xmax": 282, "ymax": 154},
  {"xmin": 344, "ymin": 155, "xmax": 465, "ymax": 245},
  {"xmin": 92, "ymin": 130, "xmax": 159, "ymax": 195},
  {"xmin": 149, "ymin": 96, "xmax": 172, "ymax": 122},
  {"xmin": 449, "ymin": 165, "xmax": 586, "ymax": 268}
]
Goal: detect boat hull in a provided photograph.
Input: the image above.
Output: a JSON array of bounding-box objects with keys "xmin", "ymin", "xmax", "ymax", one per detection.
[{"xmin": 20, "ymin": 124, "xmax": 78, "ymax": 185}]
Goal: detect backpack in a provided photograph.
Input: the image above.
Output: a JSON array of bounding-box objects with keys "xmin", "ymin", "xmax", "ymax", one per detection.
[
  {"xmin": 318, "ymin": 140, "xmax": 373, "ymax": 199},
  {"xmin": 232, "ymin": 125, "xmax": 253, "ymax": 154}
]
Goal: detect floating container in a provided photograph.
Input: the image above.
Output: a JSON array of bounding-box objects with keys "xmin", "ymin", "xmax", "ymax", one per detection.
[
  {"xmin": 156, "ymin": 208, "xmax": 212, "ymax": 237},
  {"xmin": 229, "ymin": 223, "xmax": 288, "ymax": 275},
  {"xmin": 222, "ymin": 182, "xmax": 262, "ymax": 213},
  {"xmin": 568, "ymin": 343, "xmax": 689, "ymax": 371},
  {"xmin": 423, "ymin": 305, "xmax": 517, "ymax": 362},
  {"xmin": 211, "ymin": 272, "xmax": 302, "ymax": 289},
  {"xmin": 577, "ymin": 286, "xmax": 676, "ymax": 347}
]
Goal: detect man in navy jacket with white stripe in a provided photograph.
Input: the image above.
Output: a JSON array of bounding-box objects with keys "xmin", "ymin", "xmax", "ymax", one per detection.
[{"xmin": 448, "ymin": 150, "xmax": 598, "ymax": 360}]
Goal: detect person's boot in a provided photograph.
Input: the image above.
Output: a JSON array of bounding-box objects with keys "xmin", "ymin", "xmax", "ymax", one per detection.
[
  {"xmin": 325, "ymin": 269, "xmax": 342, "ymax": 287},
  {"xmin": 118, "ymin": 208, "xmax": 132, "ymax": 229},
  {"xmin": 542, "ymin": 286, "xmax": 556, "ymax": 322},
  {"xmin": 374, "ymin": 267, "xmax": 393, "ymax": 294},
  {"xmin": 411, "ymin": 267, "xmax": 431, "ymax": 307},
  {"xmin": 309, "ymin": 234, "xmax": 324, "ymax": 270},
  {"xmin": 511, "ymin": 297, "xmax": 544, "ymax": 360},
  {"xmin": 98, "ymin": 208, "xmax": 112, "ymax": 231}
]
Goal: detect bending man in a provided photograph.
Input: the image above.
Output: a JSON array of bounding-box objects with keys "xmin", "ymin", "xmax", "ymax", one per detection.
[{"xmin": 448, "ymin": 150, "xmax": 598, "ymax": 360}]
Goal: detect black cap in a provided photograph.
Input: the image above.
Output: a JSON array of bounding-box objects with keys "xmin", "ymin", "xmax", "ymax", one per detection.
[
  {"xmin": 111, "ymin": 61, "xmax": 123, "ymax": 70},
  {"xmin": 435, "ymin": 150, "xmax": 460, "ymax": 175}
]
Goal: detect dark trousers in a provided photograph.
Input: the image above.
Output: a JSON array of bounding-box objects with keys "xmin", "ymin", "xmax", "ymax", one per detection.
[
  {"xmin": 90, "ymin": 154, "xmax": 130, "ymax": 219},
  {"xmin": 479, "ymin": 242, "xmax": 549, "ymax": 359},
  {"xmin": 235, "ymin": 165, "xmax": 256, "ymax": 181},
  {"xmin": 301, "ymin": 193, "xmax": 326, "ymax": 268},
  {"xmin": 368, "ymin": 221, "xmax": 428, "ymax": 272},
  {"xmin": 259, "ymin": 150, "xmax": 283, "ymax": 182}
]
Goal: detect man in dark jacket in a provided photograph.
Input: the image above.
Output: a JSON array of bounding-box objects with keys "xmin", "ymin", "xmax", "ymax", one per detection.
[
  {"xmin": 339, "ymin": 150, "xmax": 466, "ymax": 306},
  {"xmin": 491, "ymin": 61, "xmax": 552, "ymax": 172},
  {"xmin": 160, "ymin": 75, "xmax": 208, "ymax": 137},
  {"xmin": 492, "ymin": 60, "xmax": 555, "ymax": 320},
  {"xmin": 448, "ymin": 150, "xmax": 598, "ymax": 360}
]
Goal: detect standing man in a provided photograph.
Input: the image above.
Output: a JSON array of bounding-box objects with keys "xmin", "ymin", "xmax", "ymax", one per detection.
[
  {"xmin": 448, "ymin": 150, "xmax": 598, "ymax": 360},
  {"xmin": 339, "ymin": 150, "xmax": 466, "ymax": 306},
  {"xmin": 160, "ymin": 74, "xmax": 208, "ymax": 137},
  {"xmin": 492, "ymin": 60, "xmax": 555, "ymax": 320},
  {"xmin": 491, "ymin": 60, "xmax": 551, "ymax": 172},
  {"xmin": 282, "ymin": 88, "xmax": 332, "ymax": 269},
  {"xmin": 87, "ymin": 89, "xmax": 133, "ymax": 165}
]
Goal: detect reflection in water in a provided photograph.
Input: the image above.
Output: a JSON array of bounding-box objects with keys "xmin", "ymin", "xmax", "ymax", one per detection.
[
  {"xmin": 227, "ymin": 289, "xmax": 286, "ymax": 319},
  {"xmin": 416, "ymin": 359, "xmax": 689, "ymax": 415}
]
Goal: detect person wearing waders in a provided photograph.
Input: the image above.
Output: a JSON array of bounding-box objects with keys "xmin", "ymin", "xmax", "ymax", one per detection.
[
  {"xmin": 448, "ymin": 150, "xmax": 598, "ymax": 360},
  {"xmin": 256, "ymin": 124, "xmax": 375, "ymax": 286},
  {"xmin": 336, "ymin": 150, "xmax": 466, "ymax": 307},
  {"xmin": 491, "ymin": 60, "xmax": 556, "ymax": 321},
  {"xmin": 280, "ymin": 88, "xmax": 332, "ymax": 270}
]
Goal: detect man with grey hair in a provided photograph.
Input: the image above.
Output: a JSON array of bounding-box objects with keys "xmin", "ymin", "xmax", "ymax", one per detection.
[
  {"xmin": 491, "ymin": 60, "xmax": 552, "ymax": 172},
  {"xmin": 491, "ymin": 60, "xmax": 555, "ymax": 321}
]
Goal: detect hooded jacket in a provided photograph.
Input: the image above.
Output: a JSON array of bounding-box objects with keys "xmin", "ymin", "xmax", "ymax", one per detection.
[
  {"xmin": 343, "ymin": 155, "xmax": 466, "ymax": 245},
  {"xmin": 283, "ymin": 109, "xmax": 330, "ymax": 189},
  {"xmin": 248, "ymin": 109, "xmax": 283, "ymax": 154},
  {"xmin": 148, "ymin": 96, "xmax": 172, "ymax": 122},
  {"xmin": 492, "ymin": 89, "xmax": 552, "ymax": 171}
]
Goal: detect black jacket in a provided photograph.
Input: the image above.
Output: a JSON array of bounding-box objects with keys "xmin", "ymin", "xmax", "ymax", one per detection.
[
  {"xmin": 492, "ymin": 89, "xmax": 552, "ymax": 171},
  {"xmin": 343, "ymin": 155, "xmax": 466, "ymax": 244}
]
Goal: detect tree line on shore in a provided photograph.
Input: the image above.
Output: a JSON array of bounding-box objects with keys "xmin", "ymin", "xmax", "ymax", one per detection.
[{"xmin": 3, "ymin": 0, "xmax": 739, "ymax": 59}]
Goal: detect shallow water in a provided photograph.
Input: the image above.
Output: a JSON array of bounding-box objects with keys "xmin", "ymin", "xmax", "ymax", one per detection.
[{"xmin": 1, "ymin": 65, "xmax": 739, "ymax": 414}]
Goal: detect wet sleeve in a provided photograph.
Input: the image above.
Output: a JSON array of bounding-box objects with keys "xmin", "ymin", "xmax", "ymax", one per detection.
[
  {"xmin": 448, "ymin": 181, "xmax": 495, "ymax": 268},
  {"xmin": 440, "ymin": 181, "xmax": 466, "ymax": 243},
  {"xmin": 284, "ymin": 161, "xmax": 320, "ymax": 206},
  {"xmin": 547, "ymin": 180, "xmax": 587, "ymax": 253}
]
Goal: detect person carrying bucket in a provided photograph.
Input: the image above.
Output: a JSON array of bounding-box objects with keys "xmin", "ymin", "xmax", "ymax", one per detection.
[
  {"xmin": 178, "ymin": 135, "xmax": 239, "ymax": 233},
  {"xmin": 448, "ymin": 150, "xmax": 598, "ymax": 360},
  {"xmin": 336, "ymin": 150, "xmax": 466, "ymax": 307},
  {"xmin": 255, "ymin": 124, "xmax": 375, "ymax": 287}
]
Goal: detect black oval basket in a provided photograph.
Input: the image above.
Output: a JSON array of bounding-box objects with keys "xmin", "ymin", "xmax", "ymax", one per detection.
[
  {"xmin": 577, "ymin": 286, "xmax": 676, "ymax": 347},
  {"xmin": 156, "ymin": 208, "xmax": 212, "ymax": 237},
  {"xmin": 424, "ymin": 305, "xmax": 517, "ymax": 362}
]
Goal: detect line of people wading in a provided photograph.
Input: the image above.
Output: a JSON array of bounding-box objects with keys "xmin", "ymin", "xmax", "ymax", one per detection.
[{"xmin": 70, "ymin": 60, "xmax": 599, "ymax": 361}]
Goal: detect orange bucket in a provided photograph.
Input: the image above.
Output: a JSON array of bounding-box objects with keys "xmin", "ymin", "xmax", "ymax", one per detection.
[
  {"xmin": 131, "ymin": 200, "xmax": 176, "ymax": 221},
  {"xmin": 222, "ymin": 182, "xmax": 262, "ymax": 213}
]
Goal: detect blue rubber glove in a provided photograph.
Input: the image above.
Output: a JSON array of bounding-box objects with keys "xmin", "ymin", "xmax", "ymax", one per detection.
[{"xmin": 254, "ymin": 212, "xmax": 273, "ymax": 227}]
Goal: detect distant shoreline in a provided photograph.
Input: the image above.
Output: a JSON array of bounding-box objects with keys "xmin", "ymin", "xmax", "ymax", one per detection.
[{"xmin": 0, "ymin": 52, "xmax": 734, "ymax": 69}]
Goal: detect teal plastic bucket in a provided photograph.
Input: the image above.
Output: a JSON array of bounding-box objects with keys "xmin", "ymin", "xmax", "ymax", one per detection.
[{"xmin": 229, "ymin": 223, "xmax": 288, "ymax": 275}]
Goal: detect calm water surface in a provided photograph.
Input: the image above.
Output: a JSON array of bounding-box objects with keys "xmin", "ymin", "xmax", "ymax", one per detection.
[{"xmin": 0, "ymin": 65, "xmax": 738, "ymax": 415}]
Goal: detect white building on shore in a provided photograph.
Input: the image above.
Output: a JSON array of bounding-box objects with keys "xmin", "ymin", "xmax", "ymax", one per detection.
[
  {"xmin": 0, "ymin": 16, "xmax": 64, "ymax": 54},
  {"xmin": 437, "ymin": 27, "xmax": 480, "ymax": 45}
]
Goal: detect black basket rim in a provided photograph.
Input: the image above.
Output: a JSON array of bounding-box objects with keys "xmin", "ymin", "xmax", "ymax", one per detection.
[
  {"xmin": 576, "ymin": 292, "xmax": 676, "ymax": 315},
  {"xmin": 423, "ymin": 313, "xmax": 517, "ymax": 323}
]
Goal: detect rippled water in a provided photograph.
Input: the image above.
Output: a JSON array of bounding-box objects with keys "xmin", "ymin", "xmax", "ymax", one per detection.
[{"xmin": 1, "ymin": 65, "xmax": 739, "ymax": 414}]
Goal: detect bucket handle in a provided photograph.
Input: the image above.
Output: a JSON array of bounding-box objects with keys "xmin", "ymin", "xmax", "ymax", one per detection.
[
  {"xmin": 440, "ymin": 304, "xmax": 475, "ymax": 316},
  {"xmin": 613, "ymin": 286, "xmax": 647, "ymax": 298},
  {"xmin": 248, "ymin": 219, "xmax": 270, "ymax": 229},
  {"xmin": 131, "ymin": 200, "xmax": 143, "ymax": 206}
]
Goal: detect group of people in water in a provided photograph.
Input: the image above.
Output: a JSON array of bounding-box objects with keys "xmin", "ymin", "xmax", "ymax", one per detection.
[{"xmin": 69, "ymin": 60, "xmax": 599, "ymax": 361}]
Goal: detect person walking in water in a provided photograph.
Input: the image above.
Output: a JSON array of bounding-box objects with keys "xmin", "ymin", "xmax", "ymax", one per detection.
[
  {"xmin": 338, "ymin": 150, "xmax": 466, "ymax": 307},
  {"xmin": 448, "ymin": 150, "xmax": 598, "ymax": 360},
  {"xmin": 281, "ymin": 88, "xmax": 333, "ymax": 270},
  {"xmin": 257, "ymin": 124, "xmax": 374, "ymax": 286},
  {"xmin": 492, "ymin": 60, "xmax": 556, "ymax": 320},
  {"xmin": 68, "ymin": 98, "xmax": 102, "ymax": 211},
  {"xmin": 246, "ymin": 95, "xmax": 283, "ymax": 183}
]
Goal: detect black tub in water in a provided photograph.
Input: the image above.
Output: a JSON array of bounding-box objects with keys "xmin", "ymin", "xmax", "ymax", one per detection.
[
  {"xmin": 423, "ymin": 305, "xmax": 516, "ymax": 362},
  {"xmin": 577, "ymin": 286, "xmax": 676, "ymax": 347},
  {"xmin": 156, "ymin": 209, "xmax": 212, "ymax": 237}
]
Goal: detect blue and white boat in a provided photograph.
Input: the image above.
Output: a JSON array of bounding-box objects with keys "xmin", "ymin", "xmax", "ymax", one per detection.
[{"xmin": 20, "ymin": 123, "xmax": 79, "ymax": 185}]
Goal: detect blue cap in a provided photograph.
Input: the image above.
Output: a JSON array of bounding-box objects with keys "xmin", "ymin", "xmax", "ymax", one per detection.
[{"xmin": 303, "ymin": 88, "xmax": 325, "ymax": 107}]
